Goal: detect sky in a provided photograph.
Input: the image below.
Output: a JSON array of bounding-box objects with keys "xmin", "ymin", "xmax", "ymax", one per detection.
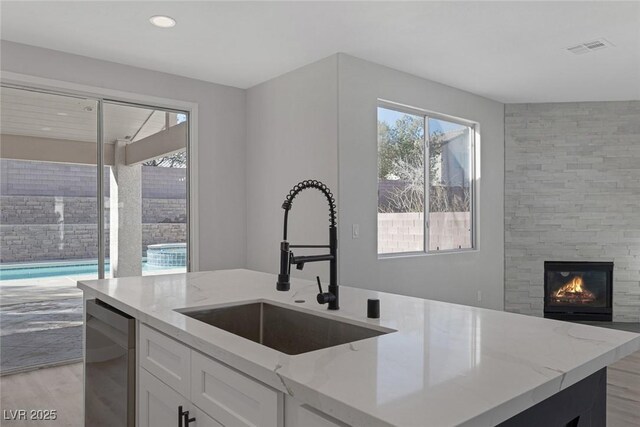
[{"xmin": 378, "ymin": 107, "xmax": 465, "ymax": 136}]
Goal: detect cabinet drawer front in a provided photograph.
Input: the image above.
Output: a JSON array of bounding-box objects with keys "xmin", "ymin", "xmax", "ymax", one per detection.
[
  {"xmin": 284, "ymin": 397, "xmax": 347, "ymax": 427},
  {"xmin": 140, "ymin": 324, "xmax": 190, "ymax": 397},
  {"xmin": 191, "ymin": 351, "xmax": 282, "ymax": 427},
  {"xmin": 139, "ymin": 368, "xmax": 188, "ymax": 427},
  {"xmin": 193, "ymin": 406, "xmax": 224, "ymax": 427}
]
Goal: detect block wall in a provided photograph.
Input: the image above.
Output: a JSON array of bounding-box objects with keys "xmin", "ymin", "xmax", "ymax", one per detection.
[{"xmin": 0, "ymin": 160, "xmax": 187, "ymax": 263}]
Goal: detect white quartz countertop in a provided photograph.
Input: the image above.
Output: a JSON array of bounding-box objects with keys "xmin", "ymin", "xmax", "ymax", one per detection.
[{"xmin": 78, "ymin": 269, "xmax": 640, "ymax": 427}]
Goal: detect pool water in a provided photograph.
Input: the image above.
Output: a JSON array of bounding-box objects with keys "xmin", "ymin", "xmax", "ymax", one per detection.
[{"xmin": 0, "ymin": 260, "xmax": 181, "ymax": 281}]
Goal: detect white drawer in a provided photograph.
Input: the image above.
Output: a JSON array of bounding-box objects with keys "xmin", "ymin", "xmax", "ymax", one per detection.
[
  {"xmin": 191, "ymin": 350, "xmax": 283, "ymax": 427},
  {"xmin": 139, "ymin": 323, "xmax": 191, "ymax": 397},
  {"xmin": 284, "ymin": 397, "xmax": 347, "ymax": 427}
]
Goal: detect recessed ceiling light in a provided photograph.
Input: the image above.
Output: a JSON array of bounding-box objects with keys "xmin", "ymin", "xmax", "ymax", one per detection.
[
  {"xmin": 57, "ymin": 112, "xmax": 68, "ymax": 116},
  {"xmin": 41, "ymin": 127, "xmax": 52, "ymax": 131},
  {"xmin": 149, "ymin": 15, "xmax": 176, "ymax": 28}
]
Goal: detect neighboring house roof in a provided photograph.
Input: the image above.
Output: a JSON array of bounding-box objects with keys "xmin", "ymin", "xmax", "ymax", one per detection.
[{"xmin": 436, "ymin": 128, "xmax": 467, "ymax": 144}]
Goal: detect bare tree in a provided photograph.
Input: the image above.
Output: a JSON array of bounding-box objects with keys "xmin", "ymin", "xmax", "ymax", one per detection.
[
  {"xmin": 379, "ymin": 157, "xmax": 424, "ymax": 213},
  {"xmin": 143, "ymin": 150, "xmax": 187, "ymax": 168},
  {"xmin": 378, "ymin": 126, "xmax": 470, "ymax": 213}
]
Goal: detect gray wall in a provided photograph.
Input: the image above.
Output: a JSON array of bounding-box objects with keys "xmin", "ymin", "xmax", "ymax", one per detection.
[
  {"xmin": 337, "ymin": 55, "xmax": 505, "ymax": 310},
  {"xmin": 245, "ymin": 55, "xmax": 338, "ymax": 282},
  {"xmin": 505, "ymin": 101, "xmax": 640, "ymax": 322},
  {"xmin": 1, "ymin": 41, "xmax": 246, "ymax": 271},
  {"xmin": 245, "ymin": 54, "xmax": 505, "ymax": 310}
]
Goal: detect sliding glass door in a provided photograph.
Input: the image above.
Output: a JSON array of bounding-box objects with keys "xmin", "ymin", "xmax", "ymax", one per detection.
[
  {"xmin": 0, "ymin": 85, "xmax": 190, "ymax": 373},
  {"xmin": 102, "ymin": 101, "xmax": 189, "ymax": 278},
  {"xmin": 0, "ymin": 86, "xmax": 99, "ymax": 373}
]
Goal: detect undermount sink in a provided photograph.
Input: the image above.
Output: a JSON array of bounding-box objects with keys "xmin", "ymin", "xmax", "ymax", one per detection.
[{"xmin": 177, "ymin": 301, "xmax": 392, "ymax": 355}]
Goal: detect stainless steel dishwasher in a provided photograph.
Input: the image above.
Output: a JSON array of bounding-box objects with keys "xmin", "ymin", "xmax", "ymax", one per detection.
[{"xmin": 85, "ymin": 299, "xmax": 135, "ymax": 427}]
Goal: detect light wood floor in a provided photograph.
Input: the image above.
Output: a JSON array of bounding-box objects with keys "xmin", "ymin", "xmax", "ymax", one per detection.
[
  {"xmin": 1, "ymin": 353, "xmax": 639, "ymax": 426},
  {"xmin": 608, "ymin": 350, "xmax": 640, "ymax": 426},
  {"xmin": 0, "ymin": 363, "xmax": 82, "ymax": 427}
]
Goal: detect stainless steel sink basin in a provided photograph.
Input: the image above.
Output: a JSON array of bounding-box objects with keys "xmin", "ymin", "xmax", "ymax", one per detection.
[{"xmin": 177, "ymin": 302, "xmax": 392, "ymax": 355}]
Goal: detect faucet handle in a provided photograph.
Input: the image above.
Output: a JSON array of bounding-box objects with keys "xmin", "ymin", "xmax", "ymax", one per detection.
[{"xmin": 316, "ymin": 276, "xmax": 336, "ymax": 305}]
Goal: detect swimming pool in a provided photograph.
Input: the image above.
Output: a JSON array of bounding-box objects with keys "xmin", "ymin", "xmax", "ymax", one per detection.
[
  {"xmin": 0, "ymin": 260, "xmax": 183, "ymax": 281},
  {"xmin": 147, "ymin": 243, "xmax": 187, "ymax": 268}
]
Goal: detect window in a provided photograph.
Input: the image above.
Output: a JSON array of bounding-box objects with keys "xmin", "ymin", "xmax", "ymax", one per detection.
[{"xmin": 377, "ymin": 104, "xmax": 475, "ymax": 255}]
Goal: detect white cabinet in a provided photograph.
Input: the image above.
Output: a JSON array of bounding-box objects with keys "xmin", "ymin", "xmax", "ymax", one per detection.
[
  {"xmin": 139, "ymin": 368, "xmax": 189, "ymax": 427},
  {"xmin": 139, "ymin": 368, "xmax": 223, "ymax": 427},
  {"xmin": 138, "ymin": 323, "xmax": 345, "ymax": 427},
  {"xmin": 140, "ymin": 324, "xmax": 191, "ymax": 396},
  {"xmin": 138, "ymin": 324, "xmax": 283, "ymax": 427},
  {"xmin": 193, "ymin": 407, "xmax": 228, "ymax": 427},
  {"xmin": 284, "ymin": 397, "xmax": 346, "ymax": 427},
  {"xmin": 191, "ymin": 350, "xmax": 283, "ymax": 427}
]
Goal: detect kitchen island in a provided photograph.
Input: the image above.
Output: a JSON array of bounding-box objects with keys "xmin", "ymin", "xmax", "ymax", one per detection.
[{"xmin": 78, "ymin": 269, "xmax": 640, "ymax": 426}]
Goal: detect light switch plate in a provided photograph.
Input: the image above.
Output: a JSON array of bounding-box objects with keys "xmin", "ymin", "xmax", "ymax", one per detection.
[{"xmin": 352, "ymin": 224, "xmax": 360, "ymax": 239}]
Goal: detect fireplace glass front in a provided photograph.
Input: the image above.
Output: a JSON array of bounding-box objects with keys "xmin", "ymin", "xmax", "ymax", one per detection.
[{"xmin": 544, "ymin": 261, "xmax": 613, "ymax": 321}]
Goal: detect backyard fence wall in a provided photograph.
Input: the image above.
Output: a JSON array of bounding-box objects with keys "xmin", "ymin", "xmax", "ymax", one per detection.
[
  {"xmin": 377, "ymin": 212, "xmax": 471, "ymax": 254},
  {"xmin": 0, "ymin": 159, "xmax": 186, "ymax": 263}
]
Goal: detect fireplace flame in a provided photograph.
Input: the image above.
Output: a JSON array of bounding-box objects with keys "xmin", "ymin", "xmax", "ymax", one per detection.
[{"xmin": 553, "ymin": 276, "xmax": 595, "ymax": 303}]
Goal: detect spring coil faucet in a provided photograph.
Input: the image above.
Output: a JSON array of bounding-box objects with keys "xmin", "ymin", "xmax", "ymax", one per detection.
[{"xmin": 276, "ymin": 180, "xmax": 339, "ymax": 310}]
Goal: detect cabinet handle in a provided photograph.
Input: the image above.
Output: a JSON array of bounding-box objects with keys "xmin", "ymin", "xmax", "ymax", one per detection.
[
  {"xmin": 179, "ymin": 405, "xmax": 195, "ymax": 427},
  {"xmin": 178, "ymin": 405, "xmax": 185, "ymax": 427},
  {"xmin": 183, "ymin": 410, "xmax": 196, "ymax": 426}
]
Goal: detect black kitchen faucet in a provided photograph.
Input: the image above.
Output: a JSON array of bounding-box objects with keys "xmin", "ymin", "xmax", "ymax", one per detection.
[{"xmin": 276, "ymin": 180, "xmax": 339, "ymax": 310}]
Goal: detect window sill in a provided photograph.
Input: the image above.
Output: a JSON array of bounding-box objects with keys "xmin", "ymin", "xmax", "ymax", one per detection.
[{"xmin": 378, "ymin": 248, "xmax": 477, "ymax": 260}]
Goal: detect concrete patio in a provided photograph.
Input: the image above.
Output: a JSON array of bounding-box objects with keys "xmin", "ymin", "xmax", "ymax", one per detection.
[{"xmin": 0, "ymin": 268, "xmax": 185, "ymax": 374}]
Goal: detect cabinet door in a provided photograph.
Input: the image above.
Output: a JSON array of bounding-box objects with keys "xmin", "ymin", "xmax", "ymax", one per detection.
[
  {"xmin": 140, "ymin": 324, "xmax": 191, "ymax": 397},
  {"xmin": 192, "ymin": 407, "xmax": 224, "ymax": 427},
  {"xmin": 191, "ymin": 351, "xmax": 283, "ymax": 427},
  {"xmin": 139, "ymin": 368, "xmax": 188, "ymax": 427},
  {"xmin": 139, "ymin": 368, "xmax": 223, "ymax": 427}
]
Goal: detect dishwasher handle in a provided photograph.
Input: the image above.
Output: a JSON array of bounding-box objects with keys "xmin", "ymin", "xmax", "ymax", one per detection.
[{"xmin": 86, "ymin": 299, "xmax": 135, "ymax": 347}]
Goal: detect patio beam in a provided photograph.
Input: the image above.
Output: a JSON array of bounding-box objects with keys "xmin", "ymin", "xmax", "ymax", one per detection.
[
  {"xmin": 125, "ymin": 122, "xmax": 187, "ymax": 165},
  {"xmin": 0, "ymin": 134, "xmax": 114, "ymax": 165}
]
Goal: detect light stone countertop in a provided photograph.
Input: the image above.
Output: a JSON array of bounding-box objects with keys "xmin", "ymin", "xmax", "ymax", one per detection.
[{"xmin": 78, "ymin": 269, "xmax": 640, "ymax": 427}]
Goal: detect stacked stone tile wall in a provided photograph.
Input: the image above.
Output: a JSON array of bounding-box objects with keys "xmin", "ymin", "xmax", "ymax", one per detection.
[
  {"xmin": 0, "ymin": 159, "xmax": 186, "ymax": 263},
  {"xmin": 505, "ymin": 101, "xmax": 640, "ymax": 322}
]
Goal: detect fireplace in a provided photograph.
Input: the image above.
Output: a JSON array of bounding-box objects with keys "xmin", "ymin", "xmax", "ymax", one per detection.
[{"xmin": 544, "ymin": 261, "xmax": 613, "ymax": 321}]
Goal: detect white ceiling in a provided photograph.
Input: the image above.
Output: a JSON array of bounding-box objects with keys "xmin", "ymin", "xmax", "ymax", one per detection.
[{"xmin": 1, "ymin": 1, "xmax": 639, "ymax": 103}]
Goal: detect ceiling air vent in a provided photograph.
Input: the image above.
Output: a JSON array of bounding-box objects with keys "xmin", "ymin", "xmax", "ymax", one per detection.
[
  {"xmin": 567, "ymin": 44, "xmax": 589, "ymax": 55},
  {"xmin": 566, "ymin": 38, "xmax": 614, "ymax": 55}
]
